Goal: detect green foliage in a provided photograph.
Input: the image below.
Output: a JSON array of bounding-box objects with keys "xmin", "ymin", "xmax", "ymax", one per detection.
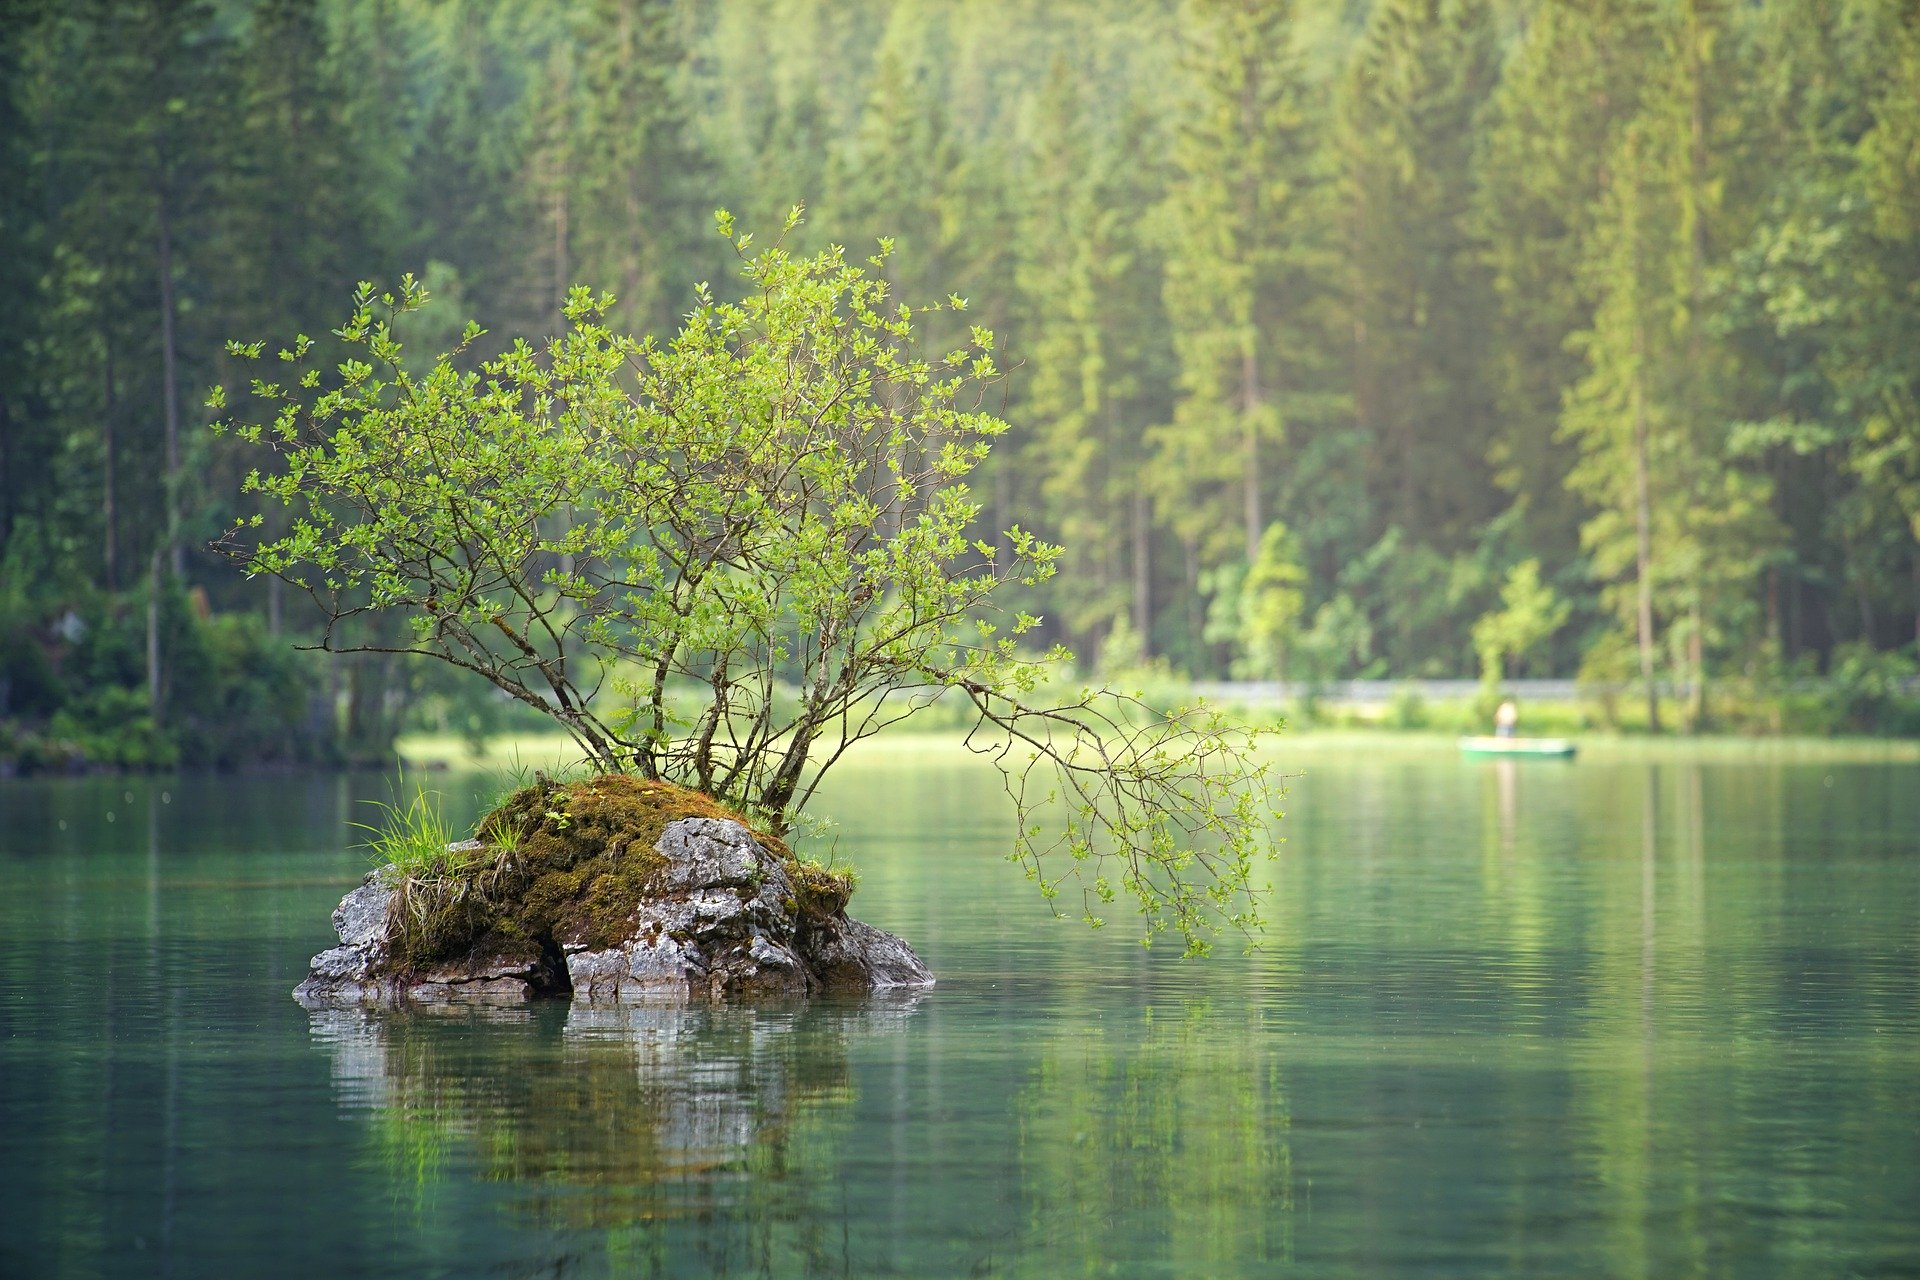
[
  {"xmin": 1387, "ymin": 684, "xmax": 1428, "ymax": 730},
  {"xmin": 0, "ymin": 587, "xmax": 338, "ymax": 772},
  {"xmin": 1154, "ymin": 0, "xmax": 1326, "ymax": 584},
  {"xmin": 1822, "ymin": 644, "xmax": 1920, "ymax": 736},
  {"xmin": 217, "ymin": 215, "xmax": 1053, "ymax": 801},
  {"xmin": 1472, "ymin": 559, "xmax": 1572, "ymax": 686},
  {"xmin": 5, "ymin": 0, "xmax": 1919, "ymax": 776},
  {"xmin": 1234, "ymin": 522, "xmax": 1308, "ymax": 679},
  {"xmin": 1292, "ymin": 594, "xmax": 1375, "ymax": 685},
  {"xmin": 217, "ymin": 214, "xmax": 1281, "ymax": 952}
]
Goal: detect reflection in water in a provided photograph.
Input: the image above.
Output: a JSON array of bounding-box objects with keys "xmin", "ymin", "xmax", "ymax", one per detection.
[
  {"xmin": 1016, "ymin": 998, "xmax": 1294, "ymax": 1276},
  {"xmin": 3, "ymin": 753, "xmax": 1918, "ymax": 1277},
  {"xmin": 311, "ymin": 997, "xmax": 924, "ymax": 1269}
]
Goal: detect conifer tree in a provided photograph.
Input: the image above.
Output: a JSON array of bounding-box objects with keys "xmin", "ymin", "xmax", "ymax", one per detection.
[
  {"xmin": 1157, "ymin": 0, "xmax": 1326, "ymax": 670},
  {"xmin": 1335, "ymin": 0, "xmax": 1501, "ymax": 552},
  {"xmin": 1850, "ymin": 0, "xmax": 1920, "ymax": 644},
  {"xmin": 1475, "ymin": 0, "xmax": 1659, "ymax": 574},
  {"xmin": 567, "ymin": 0, "xmax": 715, "ymax": 338},
  {"xmin": 1158, "ymin": 0, "xmax": 1316, "ymax": 569},
  {"xmin": 1017, "ymin": 66, "xmax": 1174, "ymax": 662},
  {"xmin": 1562, "ymin": 0, "xmax": 1777, "ymax": 728}
]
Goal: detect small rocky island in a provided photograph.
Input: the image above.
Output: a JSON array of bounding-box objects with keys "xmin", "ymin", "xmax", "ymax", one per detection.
[{"xmin": 295, "ymin": 774, "xmax": 932, "ymax": 1006}]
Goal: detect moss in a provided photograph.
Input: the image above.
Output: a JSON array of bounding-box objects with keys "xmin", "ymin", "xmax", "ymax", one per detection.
[{"xmin": 387, "ymin": 773, "xmax": 855, "ymax": 973}]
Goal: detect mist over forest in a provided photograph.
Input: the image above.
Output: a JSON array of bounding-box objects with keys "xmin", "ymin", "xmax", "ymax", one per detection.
[{"xmin": 3, "ymin": 0, "xmax": 1918, "ymax": 764}]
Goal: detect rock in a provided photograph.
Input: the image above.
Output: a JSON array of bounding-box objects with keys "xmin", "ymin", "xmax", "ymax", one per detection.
[
  {"xmin": 294, "ymin": 812, "xmax": 933, "ymax": 1008},
  {"xmin": 806, "ymin": 917, "xmax": 938, "ymax": 990},
  {"xmin": 291, "ymin": 874, "xmax": 395, "ymax": 1005},
  {"xmin": 332, "ymin": 874, "xmax": 391, "ymax": 948}
]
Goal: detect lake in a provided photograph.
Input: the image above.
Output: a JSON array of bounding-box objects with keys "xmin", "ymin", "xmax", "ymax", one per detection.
[{"xmin": 2, "ymin": 737, "xmax": 1916, "ymax": 1278}]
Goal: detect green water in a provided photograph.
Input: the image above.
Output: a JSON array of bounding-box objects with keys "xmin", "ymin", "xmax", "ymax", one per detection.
[{"xmin": 2, "ymin": 740, "xmax": 1917, "ymax": 1278}]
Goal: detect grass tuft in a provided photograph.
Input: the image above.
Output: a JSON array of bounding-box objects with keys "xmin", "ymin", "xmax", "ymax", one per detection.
[{"xmin": 356, "ymin": 785, "xmax": 460, "ymax": 880}]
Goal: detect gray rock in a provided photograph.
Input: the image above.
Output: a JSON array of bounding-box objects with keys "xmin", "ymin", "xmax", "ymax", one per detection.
[
  {"xmin": 293, "ymin": 871, "xmax": 396, "ymax": 1007},
  {"xmin": 804, "ymin": 917, "xmax": 937, "ymax": 989},
  {"xmin": 332, "ymin": 874, "xmax": 392, "ymax": 949},
  {"xmin": 655, "ymin": 818, "xmax": 761, "ymax": 889},
  {"xmin": 295, "ymin": 815, "xmax": 934, "ymax": 1007}
]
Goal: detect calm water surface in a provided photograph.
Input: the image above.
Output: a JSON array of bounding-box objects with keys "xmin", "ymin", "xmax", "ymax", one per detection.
[{"xmin": 2, "ymin": 739, "xmax": 1917, "ymax": 1278}]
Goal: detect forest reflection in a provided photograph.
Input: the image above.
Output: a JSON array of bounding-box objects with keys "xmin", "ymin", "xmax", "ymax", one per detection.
[{"xmin": 270, "ymin": 752, "xmax": 1920, "ymax": 1278}]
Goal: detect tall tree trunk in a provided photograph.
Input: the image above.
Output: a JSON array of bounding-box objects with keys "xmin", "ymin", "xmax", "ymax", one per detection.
[
  {"xmin": 1911, "ymin": 542, "xmax": 1919, "ymax": 650},
  {"xmin": 1627, "ymin": 162, "xmax": 1662, "ymax": 734},
  {"xmin": 1766, "ymin": 566, "xmax": 1780, "ymax": 655},
  {"xmin": 1682, "ymin": 0, "xmax": 1710, "ymax": 735},
  {"xmin": 1241, "ymin": 340, "xmax": 1263, "ymax": 562},
  {"xmin": 146, "ymin": 549, "xmax": 163, "ymax": 722},
  {"xmin": 1633, "ymin": 353, "xmax": 1660, "ymax": 733},
  {"xmin": 552, "ymin": 169, "xmax": 569, "ymax": 329},
  {"xmin": 1131, "ymin": 488, "xmax": 1151, "ymax": 652},
  {"xmin": 103, "ymin": 342, "xmax": 118, "ymax": 591},
  {"xmin": 1182, "ymin": 536, "xmax": 1203, "ymax": 669},
  {"xmin": 156, "ymin": 184, "xmax": 183, "ymax": 581},
  {"xmin": 1687, "ymin": 592, "xmax": 1705, "ymax": 731}
]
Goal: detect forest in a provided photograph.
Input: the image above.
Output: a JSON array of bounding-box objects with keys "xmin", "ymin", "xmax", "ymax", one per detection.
[{"xmin": 2, "ymin": 0, "xmax": 1918, "ymax": 769}]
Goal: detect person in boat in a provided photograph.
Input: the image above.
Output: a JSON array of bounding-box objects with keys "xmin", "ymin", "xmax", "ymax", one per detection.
[{"xmin": 1494, "ymin": 699, "xmax": 1519, "ymax": 738}]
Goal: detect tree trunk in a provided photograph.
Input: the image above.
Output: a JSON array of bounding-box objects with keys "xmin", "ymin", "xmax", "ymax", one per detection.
[
  {"xmin": 1182, "ymin": 536, "xmax": 1203, "ymax": 669},
  {"xmin": 103, "ymin": 342, "xmax": 118, "ymax": 591},
  {"xmin": 1633, "ymin": 356, "xmax": 1660, "ymax": 733},
  {"xmin": 1683, "ymin": 0, "xmax": 1709, "ymax": 736},
  {"xmin": 552, "ymin": 162, "xmax": 569, "ymax": 330},
  {"xmin": 1687, "ymin": 592, "xmax": 1705, "ymax": 731},
  {"xmin": 1241, "ymin": 340, "xmax": 1263, "ymax": 563},
  {"xmin": 146, "ymin": 550, "xmax": 163, "ymax": 722},
  {"xmin": 1627, "ymin": 163, "xmax": 1661, "ymax": 734},
  {"xmin": 156, "ymin": 184, "xmax": 183, "ymax": 581},
  {"xmin": 1131, "ymin": 488, "xmax": 1151, "ymax": 652},
  {"xmin": 1244, "ymin": 343, "xmax": 1259, "ymax": 564}
]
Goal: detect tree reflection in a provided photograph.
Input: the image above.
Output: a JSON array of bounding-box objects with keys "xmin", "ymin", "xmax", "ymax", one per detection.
[
  {"xmin": 309, "ymin": 996, "xmax": 924, "ymax": 1274},
  {"xmin": 1015, "ymin": 997, "xmax": 1295, "ymax": 1275}
]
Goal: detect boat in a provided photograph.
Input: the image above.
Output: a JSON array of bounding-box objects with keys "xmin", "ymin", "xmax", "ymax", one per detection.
[{"xmin": 1459, "ymin": 735, "xmax": 1577, "ymax": 759}]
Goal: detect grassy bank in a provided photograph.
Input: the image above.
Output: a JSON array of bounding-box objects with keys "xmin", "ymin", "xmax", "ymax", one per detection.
[{"xmin": 395, "ymin": 721, "xmax": 1920, "ymax": 775}]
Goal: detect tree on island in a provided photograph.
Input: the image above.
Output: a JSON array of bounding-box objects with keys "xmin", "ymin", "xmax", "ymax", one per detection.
[{"xmin": 211, "ymin": 211, "xmax": 1279, "ymax": 955}]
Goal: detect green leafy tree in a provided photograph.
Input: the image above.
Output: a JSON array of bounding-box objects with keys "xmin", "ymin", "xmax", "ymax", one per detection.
[
  {"xmin": 1471, "ymin": 557, "xmax": 1571, "ymax": 685},
  {"xmin": 214, "ymin": 214, "xmax": 1279, "ymax": 953},
  {"xmin": 565, "ymin": 0, "xmax": 717, "ymax": 338},
  {"xmin": 1232, "ymin": 521, "xmax": 1308, "ymax": 679},
  {"xmin": 1849, "ymin": 0, "xmax": 1920, "ymax": 645}
]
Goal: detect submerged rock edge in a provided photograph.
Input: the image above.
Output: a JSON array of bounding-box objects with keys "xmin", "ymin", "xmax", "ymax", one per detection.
[{"xmin": 293, "ymin": 814, "xmax": 933, "ymax": 1007}]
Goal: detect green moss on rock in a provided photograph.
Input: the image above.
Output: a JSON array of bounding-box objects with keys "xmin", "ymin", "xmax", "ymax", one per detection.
[{"xmin": 387, "ymin": 774, "xmax": 855, "ymax": 974}]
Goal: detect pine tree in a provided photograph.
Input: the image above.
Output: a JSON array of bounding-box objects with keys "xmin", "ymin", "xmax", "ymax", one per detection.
[
  {"xmin": 1850, "ymin": 0, "xmax": 1920, "ymax": 645},
  {"xmin": 566, "ymin": 0, "xmax": 716, "ymax": 337},
  {"xmin": 1016, "ymin": 65, "xmax": 1174, "ymax": 661},
  {"xmin": 1475, "ymin": 0, "xmax": 1661, "ymax": 584},
  {"xmin": 1156, "ymin": 0, "xmax": 1326, "ymax": 669},
  {"xmin": 1334, "ymin": 0, "xmax": 1501, "ymax": 553},
  {"xmin": 1562, "ymin": 0, "xmax": 1778, "ymax": 729},
  {"xmin": 0, "ymin": 0, "xmax": 50, "ymax": 571}
]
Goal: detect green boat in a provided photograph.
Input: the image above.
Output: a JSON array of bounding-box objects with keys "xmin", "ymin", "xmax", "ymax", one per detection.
[{"xmin": 1459, "ymin": 735, "xmax": 1578, "ymax": 759}]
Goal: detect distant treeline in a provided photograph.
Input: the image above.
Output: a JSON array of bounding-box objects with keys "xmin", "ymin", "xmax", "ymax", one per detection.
[{"xmin": 1, "ymin": 0, "xmax": 1917, "ymax": 766}]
